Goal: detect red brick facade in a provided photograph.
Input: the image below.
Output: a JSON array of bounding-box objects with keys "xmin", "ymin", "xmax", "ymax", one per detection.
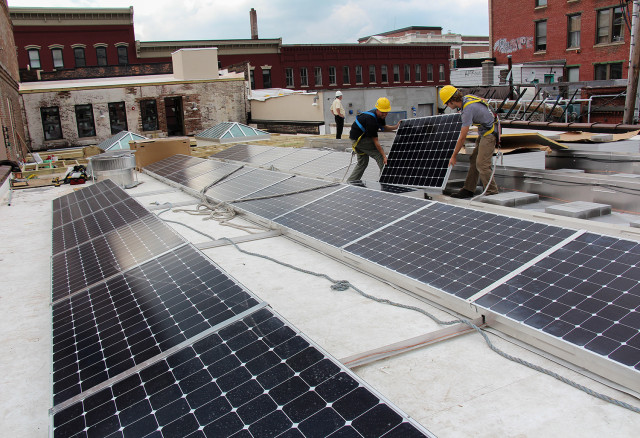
[{"xmin": 490, "ymin": 0, "xmax": 631, "ymax": 81}]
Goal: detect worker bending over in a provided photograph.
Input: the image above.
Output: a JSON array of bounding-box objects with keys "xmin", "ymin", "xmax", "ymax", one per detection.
[
  {"xmin": 347, "ymin": 97, "xmax": 400, "ymax": 182},
  {"xmin": 440, "ymin": 85, "xmax": 499, "ymax": 198}
]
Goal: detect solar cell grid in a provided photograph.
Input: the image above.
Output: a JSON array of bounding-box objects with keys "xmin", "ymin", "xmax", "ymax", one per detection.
[
  {"xmin": 166, "ymin": 159, "xmax": 228, "ymax": 184},
  {"xmin": 51, "ymin": 245, "xmax": 262, "ymax": 405},
  {"xmin": 475, "ymin": 232, "xmax": 640, "ymax": 371},
  {"xmin": 154, "ymin": 155, "xmax": 206, "ymax": 177},
  {"xmin": 344, "ymin": 203, "xmax": 576, "ymax": 300},
  {"xmin": 233, "ymin": 177, "xmax": 343, "ymax": 220},
  {"xmin": 212, "ymin": 144, "xmax": 274, "ymax": 162},
  {"xmin": 380, "ymin": 113, "xmax": 462, "ymax": 188},
  {"xmin": 52, "ymin": 308, "xmax": 429, "ymax": 437},
  {"xmin": 204, "ymin": 169, "xmax": 292, "ymax": 202},
  {"xmin": 237, "ymin": 146, "xmax": 298, "ymax": 166},
  {"xmin": 274, "ymin": 185, "xmax": 426, "ymax": 247},
  {"xmin": 143, "ymin": 154, "xmax": 198, "ymax": 176},
  {"xmin": 51, "ymin": 215, "xmax": 185, "ymax": 302}
]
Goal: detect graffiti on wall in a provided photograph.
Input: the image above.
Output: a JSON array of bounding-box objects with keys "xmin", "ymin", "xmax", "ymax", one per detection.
[{"xmin": 493, "ymin": 37, "xmax": 534, "ymax": 54}]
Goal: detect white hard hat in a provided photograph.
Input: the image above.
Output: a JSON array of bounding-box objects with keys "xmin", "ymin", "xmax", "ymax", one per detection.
[{"xmin": 335, "ymin": 91, "xmax": 343, "ymax": 97}]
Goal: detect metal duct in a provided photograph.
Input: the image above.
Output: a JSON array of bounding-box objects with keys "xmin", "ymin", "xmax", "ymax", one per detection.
[{"xmin": 89, "ymin": 152, "xmax": 138, "ymax": 188}]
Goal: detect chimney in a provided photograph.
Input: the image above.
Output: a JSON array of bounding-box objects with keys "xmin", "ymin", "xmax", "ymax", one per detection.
[{"xmin": 250, "ymin": 8, "xmax": 258, "ymax": 40}]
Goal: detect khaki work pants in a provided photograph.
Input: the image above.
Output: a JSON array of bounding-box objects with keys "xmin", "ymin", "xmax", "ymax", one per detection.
[
  {"xmin": 347, "ymin": 137, "xmax": 384, "ymax": 182},
  {"xmin": 463, "ymin": 134, "xmax": 499, "ymax": 195}
]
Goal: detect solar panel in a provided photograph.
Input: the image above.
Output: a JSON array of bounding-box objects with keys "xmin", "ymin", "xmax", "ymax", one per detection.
[
  {"xmin": 166, "ymin": 159, "xmax": 228, "ymax": 184},
  {"xmin": 290, "ymin": 152, "xmax": 351, "ymax": 178},
  {"xmin": 51, "ymin": 245, "xmax": 263, "ymax": 406},
  {"xmin": 262, "ymin": 148, "xmax": 333, "ymax": 172},
  {"xmin": 344, "ymin": 203, "xmax": 576, "ymax": 300},
  {"xmin": 52, "ymin": 307, "xmax": 431, "ymax": 437},
  {"xmin": 182, "ymin": 163, "xmax": 247, "ymax": 193},
  {"xmin": 52, "ymin": 198, "xmax": 153, "ymax": 255},
  {"xmin": 274, "ymin": 185, "xmax": 426, "ymax": 247},
  {"xmin": 204, "ymin": 169, "xmax": 292, "ymax": 202},
  {"xmin": 211, "ymin": 144, "xmax": 274, "ymax": 162},
  {"xmin": 380, "ymin": 113, "xmax": 462, "ymax": 189},
  {"xmin": 348, "ymin": 180, "xmax": 423, "ymax": 196},
  {"xmin": 327, "ymin": 155, "xmax": 382, "ymax": 182},
  {"xmin": 475, "ymin": 232, "xmax": 640, "ymax": 371},
  {"xmin": 143, "ymin": 154, "xmax": 202, "ymax": 176},
  {"xmin": 233, "ymin": 177, "xmax": 343, "ymax": 220},
  {"xmin": 51, "ymin": 215, "xmax": 185, "ymax": 302},
  {"xmin": 239, "ymin": 146, "xmax": 299, "ymax": 166}
]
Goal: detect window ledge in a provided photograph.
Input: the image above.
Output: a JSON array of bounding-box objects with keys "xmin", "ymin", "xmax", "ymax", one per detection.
[
  {"xmin": 534, "ymin": 6, "xmax": 547, "ymax": 11},
  {"xmin": 594, "ymin": 41, "xmax": 625, "ymax": 48},
  {"xmin": 343, "ymin": 83, "xmax": 351, "ymax": 86},
  {"xmin": 534, "ymin": 50, "xmax": 547, "ymax": 55},
  {"xmin": 566, "ymin": 47, "xmax": 581, "ymax": 52}
]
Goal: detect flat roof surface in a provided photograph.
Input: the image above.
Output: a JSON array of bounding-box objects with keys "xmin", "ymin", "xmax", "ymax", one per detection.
[{"xmin": 1, "ymin": 172, "xmax": 640, "ymax": 436}]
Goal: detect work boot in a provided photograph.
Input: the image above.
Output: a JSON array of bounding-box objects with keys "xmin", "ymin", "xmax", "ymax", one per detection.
[{"xmin": 450, "ymin": 188, "xmax": 475, "ymax": 199}]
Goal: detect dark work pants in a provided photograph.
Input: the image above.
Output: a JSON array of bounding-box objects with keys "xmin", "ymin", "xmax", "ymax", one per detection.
[
  {"xmin": 335, "ymin": 115, "xmax": 344, "ymax": 139},
  {"xmin": 347, "ymin": 137, "xmax": 383, "ymax": 182}
]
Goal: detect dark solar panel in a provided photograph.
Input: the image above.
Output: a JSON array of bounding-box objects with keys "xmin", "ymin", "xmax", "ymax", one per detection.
[
  {"xmin": 241, "ymin": 146, "xmax": 298, "ymax": 166},
  {"xmin": 51, "ymin": 245, "xmax": 262, "ymax": 406},
  {"xmin": 143, "ymin": 154, "xmax": 202, "ymax": 176},
  {"xmin": 51, "ymin": 215, "xmax": 185, "ymax": 302},
  {"xmin": 344, "ymin": 203, "xmax": 576, "ymax": 300},
  {"xmin": 53, "ymin": 180, "xmax": 130, "ymax": 228},
  {"xmin": 52, "ymin": 198, "xmax": 152, "ymax": 255},
  {"xmin": 233, "ymin": 177, "xmax": 343, "ymax": 220},
  {"xmin": 274, "ymin": 185, "xmax": 426, "ymax": 247},
  {"xmin": 166, "ymin": 159, "xmax": 228, "ymax": 184},
  {"xmin": 349, "ymin": 180, "xmax": 422, "ymax": 195},
  {"xmin": 380, "ymin": 113, "xmax": 462, "ymax": 188},
  {"xmin": 475, "ymin": 232, "xmax": 640, "ymax": 371},
  {"xmin": 52, "ymin": 308, "xmax": 430, "ymax": 437},
  {"xmin": 204, "ymin": 169, "xmax": 292, "ymax": 202}
]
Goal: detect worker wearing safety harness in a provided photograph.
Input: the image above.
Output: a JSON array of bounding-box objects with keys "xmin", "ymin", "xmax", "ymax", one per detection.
[
  {"xmin": 440, "ymin": 85, "xmax": 499, "ymax": 198},
  {"xmin": 347, "ymin": 97, "xmax": 400, "ymax": 182}
]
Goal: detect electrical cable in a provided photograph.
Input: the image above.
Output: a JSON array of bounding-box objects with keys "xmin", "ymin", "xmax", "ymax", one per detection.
[{"xmin": 154, "ymin": 202, "xmax": 640, "ymax": 414}]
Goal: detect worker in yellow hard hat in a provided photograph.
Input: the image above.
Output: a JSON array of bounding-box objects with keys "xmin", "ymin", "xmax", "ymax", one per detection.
[
  {"xmin": 347, "ymin": 97, "xmax": 400, "ymax": 182},
  {"xmin": 440, "ymin": 85, "xmax": 499, "ymax": 198}
]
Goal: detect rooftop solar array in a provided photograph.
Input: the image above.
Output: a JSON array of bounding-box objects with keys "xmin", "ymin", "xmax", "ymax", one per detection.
[
  {"xmin": 50, "ymin": 179, "xmax": 431, "ymax": 437},
  {"xmin": 143, "ymin": 154, "xmax": 640, "ymax": 393},
  {"xmin": 380, "ymin": 113, "xmax": 462, "ymax": 189}
]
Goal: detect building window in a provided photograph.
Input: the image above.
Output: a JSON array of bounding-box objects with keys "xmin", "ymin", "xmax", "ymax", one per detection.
[
  {"xmin": 51, "ymin": 48, "xmax": 64, "ymax": 69},
  {"xmin": 75, "ymin": 104, "xmax": 96, "ymax": 138},
  {"xmin": 597, "ymin": 7, "xmax": 624, "ymax": 44},
  {"xmin": 262, "ymin": 69, "xmax": 272, "ymax": 88},
  {"xmin": 108, "ymin": 101, "xmax": 128, "ymax": 134},
  {"xmin": 415, "ymin": 64, "xmax": 422, "ymax": 81},
  {"xmin": 342, "ymin": 66, "xmax": 350, "ymax": 84},
  {"xmin": 439, "ymin": 64, "xmax": 445, "ymax": 81},
  {"xmin": 117, "ymin": 46, "xmax": 128, "ymax": 65},
  {"xmin": 381, "ymin": 65, "xmax": 388, "ymax": 83},
  {"xmin": 314, "ymin": 67, "xmax": 322, "ymax": 86},
  {"xmin": 566, "ymin": 66, "xmax": 580, "ymax": 82},
  {"xmin": 41, "ymin": 107, "xmax": 62, "ymax": 140},
  {"xmin": 595, "ymin": 62, "xmax": 623, "ymax": 80},
  {"xmin": 74, "ymin": 47, "xmax": 86, "ymax": 67},
  {"xmin": 567, "ymin": 14, "xmax": 581, "ymax": 49},
  {"xmin": 96, "ymin": 47, "xmax": 108, "ymax": 66},
  {"xmin": 535, "ymin": 20, "xmax": 547, "ymax": 52},
  {"xmin": 369, "ymin": 65, "xmax": 376, "ymax": 83},
  {"xmin": 28, "ymin": 49, "xmax": 40, "ymax": 69},
  {"xmin": 285, "ymin": 68, "xmax": 294, "ymax": 87},
  {"xmin": 355, "ymin": 65, "xmax": 363, "ymax": 84},
  {"xmin": 250, "ymin": 69, "xmax": 255, "ymax": 89},
  {"xmin": 300, "ymin": 67, "xmax": 309, "ymax": 86},
  {"xmin": 427, "ymin": 64, "xmax": 433, "ymax": 81},
  {"xmin": 393, "ymin": 64, "xmax": 400, "ymax": 82},
  {"xmin": 329, "ymin": 66, "xmax": 336, "ymax": 85},
  {"xmin": 404, "ymin": 64, "xmax": 411, "ymax": 82},
  {"xmin": 141, "ymin": 99, "xmax": 159, "ymax": 131},
  {"xmin": 535, "ymin": 0, "xmax": 547, "ymax": 6}
]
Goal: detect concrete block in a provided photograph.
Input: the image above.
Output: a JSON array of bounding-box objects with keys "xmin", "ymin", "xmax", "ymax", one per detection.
[
  {"xmin": 551, "ymin": 168, "xmax": 585, "ymax": 173},
  {"xmin": 630, "ymin": 219, "xmax": 640, "ymax": 229},
  {"xmin": 590, "ymin": 134, "xmax": 615, "ymax": 143},
  {"xmin": 479, "ymin": 191, "xmax": 539, "ymax": 207},
  {"xmin": 545, "ymin": 201, "xmax": 612, "ymax": 219}
]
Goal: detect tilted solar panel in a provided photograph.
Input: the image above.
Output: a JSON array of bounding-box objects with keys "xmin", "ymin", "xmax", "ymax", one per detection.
[
  {"xmin": 380, "ymin": 113, "xmax": 462, "ymax": 189},
  {"xmin": 52, "ymin": 308, "xmax": 431, "ymax": 437}
]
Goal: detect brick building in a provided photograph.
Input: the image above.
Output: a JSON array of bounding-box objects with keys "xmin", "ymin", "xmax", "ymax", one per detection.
[
  {"xmin": 11, "ymin": 7, "xmax": 452, "ymax": 90},
  {"xmin": 0, "ymin": 0, "xmax": 27, "ymax": 162},
  {"xmin": 490, "ymin": 0, "xmax": 632, "ymax": 82}
]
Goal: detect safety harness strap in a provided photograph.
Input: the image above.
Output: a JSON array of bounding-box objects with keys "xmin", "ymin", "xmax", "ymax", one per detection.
[
  {"xmin": 463, "ymin": 95, "xmax": 499, "ymax": 139},
  {"xmin": 352, "ymin": 110, "xmax": 377, "ymax": 154}
]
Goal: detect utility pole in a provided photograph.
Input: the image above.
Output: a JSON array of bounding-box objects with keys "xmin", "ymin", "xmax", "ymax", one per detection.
[{"xmin": 624, "ymin": 1, "xmax": 640, "ymax": 124}]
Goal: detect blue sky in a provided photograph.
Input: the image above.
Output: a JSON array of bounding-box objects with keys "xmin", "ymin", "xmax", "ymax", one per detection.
[{"xmin": 7, "ymin": 0, "xmax": 490, "ymax": 43}]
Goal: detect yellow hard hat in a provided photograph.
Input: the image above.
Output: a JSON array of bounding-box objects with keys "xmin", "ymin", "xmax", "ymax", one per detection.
[
  {"xmin": 439, "ymin": 85, "xmax": 458, "ymax": 104},
  {"xmin": 375, "ymin": 97, "xmax": 391, "ymax": 112}
]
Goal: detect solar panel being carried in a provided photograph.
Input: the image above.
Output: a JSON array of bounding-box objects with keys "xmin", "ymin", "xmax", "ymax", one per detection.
[{"xmin": 380, "ymin": 113, "xmax": 462, "ymax": 189}]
